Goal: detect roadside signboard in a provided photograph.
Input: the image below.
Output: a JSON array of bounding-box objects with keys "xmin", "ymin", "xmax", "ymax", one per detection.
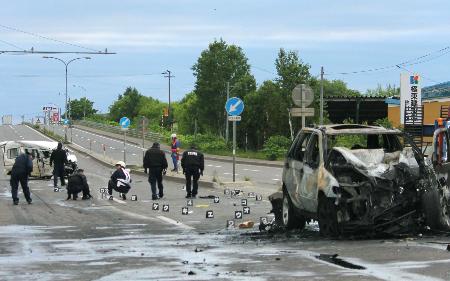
[
  {"xmin": 228, "ymin": 115, "xmax": 242, "ymax": 121},
  {"xmin": 290, "ymin": 107, "xmax": 315, "ymax": 117},
  {"xmin": 292, "ymin": 84, "xmax": 314, "ymax": 107},
  {"xmin": 400, "ymin": 73, "xmax": 421, "ymax": 124},
  {"xmin": 225, "ymin": 97, "xmax": 244, "ymax": 116},
  {"xmin": 120, "ymin": 116, "xmax": 130, "ymax": 129}
]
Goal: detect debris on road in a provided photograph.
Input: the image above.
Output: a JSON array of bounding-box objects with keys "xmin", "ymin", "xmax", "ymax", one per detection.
[{"xmin": 239, "ymin": 221, "xmax": 254, "ymax": 229}]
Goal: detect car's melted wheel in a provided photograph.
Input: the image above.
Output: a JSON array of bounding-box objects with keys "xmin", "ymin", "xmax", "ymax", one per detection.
[
  {"xmin": 282, "ymin": 191, "xmax": 306, "ymax": 230},
  {"xmin": 318, "ymin": 195, "xmax": 341, "ymax": 237}
]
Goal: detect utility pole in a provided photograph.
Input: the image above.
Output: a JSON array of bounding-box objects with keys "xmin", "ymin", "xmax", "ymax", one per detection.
[
  {"xmin": 226, "ymin": 82, "xmax": 230, "ymax": 143},
  {"xmin": 320, "ymin": 66, "xmax": 324, "ymax": 125},
  {"xmin": 162, "ymin": 70, "xmax": 174, "ymax": 130}
]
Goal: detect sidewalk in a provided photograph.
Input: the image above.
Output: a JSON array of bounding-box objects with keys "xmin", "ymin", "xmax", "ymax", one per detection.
[{"xmin": 73, "ymin": 124, "xmax": 284, "ymax": 168}]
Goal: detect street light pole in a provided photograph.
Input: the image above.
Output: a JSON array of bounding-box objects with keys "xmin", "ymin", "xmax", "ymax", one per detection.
[
  {"xmin": 43, "ymin": 56, "xmax": 91, "ymax": 142},
  {"xmin": 162, "ymin": 70, "xmax": 174, "ymax": 130}
]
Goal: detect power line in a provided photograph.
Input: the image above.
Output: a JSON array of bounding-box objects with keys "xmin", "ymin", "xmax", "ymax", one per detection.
[
  {"xmin": 0, "ymin": 23, "xmax": 101, "ymax": 52},
  {"xmin": 326, "ymin": 45, "xmax": 450, "ymax": 76},
  {"xmin": 0, "ymin": 39, "xmax": 23, "ymax": 50},
  {"xmin": 395, "ymin": 65, "xmax": 439, "ymax": 84}
]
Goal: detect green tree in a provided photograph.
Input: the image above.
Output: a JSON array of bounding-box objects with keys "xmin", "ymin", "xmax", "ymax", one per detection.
[
  {"xmin": 365, "ymin": 84, "xmax": 399, "ymax": 97},
  {"xmin": 109, "ymin": 87, "xmax": 143, "ymax": 121},
  {"xmin": 68, "ymin": 97, "xmax": 97, "ymax": 120},
  {"xmin": 242, "ymin": 81, "xmax": 286, "ymax": 149},
  {"xmin": 275, "ymin": 48, "xmax": 311, "ymax": 99},
  {"xmin": 192, "ymin": 39, "xmax": 256, "ymax": 135}
]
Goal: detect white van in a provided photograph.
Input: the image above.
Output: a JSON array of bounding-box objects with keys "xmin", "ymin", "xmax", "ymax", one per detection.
[{"xmin": 0, "ymin": 141, "xmax": 77, "ymax": 178}]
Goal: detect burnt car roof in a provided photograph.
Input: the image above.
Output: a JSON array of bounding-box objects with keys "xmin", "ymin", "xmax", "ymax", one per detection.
[{"xmin": 304, "ymin": 124, "xmax": 401, "ymax": 135}]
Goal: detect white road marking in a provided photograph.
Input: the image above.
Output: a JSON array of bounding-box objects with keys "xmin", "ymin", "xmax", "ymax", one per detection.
[
  {"xmin": 207, "ymin": 164, "xmax": 213, "ymax": 167},
  {"xmin": 156, "ymin": 215, "xmax": 194, "ymax": 230},
  {"xmin": 132, "ymin": 153, "xmax": 137, "ymax": 156},
  {"xmin": 223, "ymin": 172, "xmax": 231, "ymax": 175},
  {"xmin": 272, "ymin": 178, "xmax": 280, "ymax": 181},
  {"xmin": 251, "ymin": 169, "xmax": 260, "ymax": 172},
  {"xmin": 215, "ymin": 165, "xmax": 222, "ymax": 168}
]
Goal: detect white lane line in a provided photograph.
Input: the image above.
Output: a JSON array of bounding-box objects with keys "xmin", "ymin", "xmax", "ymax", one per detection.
[
  {"xmin": 110, "ymin": 147, "xmax": 115, "ymax": 149},
  {"xmin": 243, "ymin": 168, "xmax": 249, "ymax": 171},
  {"xmin": 251, "ymin": 169, "xmax": 260, "ymax": 172},
  {"xmin": 272, "ymin": 178, "xmax": 280, "ymax": 181},
  {"xmin": 24, "ymin": 125, "xmax": 54, "ymax": 141},
  {"xmin": 215, "ymin": 165, "xmax": 222, "ymax": 168},
  {"xmin": 223, "ymin": 172, "xmax": 231, "ymax": 175},
  {"xmin": 207, "ymin": 164, "xmax": 214, "ymax": 167},
  {"xmin": 112, "ymin": 198, "xmax": 126, "ymax": 204},
  {"xmin": 157, "ymin": 215, "xmax": 194, "ymax": 230},
  {"xmin": 74, "ymin": 128, "xmax": 144, "ymax": 150},
  {"xmin": 132, "ymin": 153, "xmax": 137, "ymax": 156}
]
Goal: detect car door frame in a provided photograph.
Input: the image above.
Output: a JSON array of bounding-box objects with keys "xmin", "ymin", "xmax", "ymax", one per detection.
[
  {"xmin": 298, "ymin": 131, "xmax": 324, "ymax": 212},
  {"xmin": 283, "ymin": 130, "xmax": 312, "ymax": 208}
]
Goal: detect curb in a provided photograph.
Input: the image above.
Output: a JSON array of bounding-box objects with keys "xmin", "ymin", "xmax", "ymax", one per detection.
[{"xmin": 73, "ymin": 124, "xmax": 284, "ymax": 168}]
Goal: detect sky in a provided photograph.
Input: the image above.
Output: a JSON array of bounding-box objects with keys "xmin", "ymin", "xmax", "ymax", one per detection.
[{"xmin": 1, "ymin": 0, "xmax": 450, "ymax": 122}]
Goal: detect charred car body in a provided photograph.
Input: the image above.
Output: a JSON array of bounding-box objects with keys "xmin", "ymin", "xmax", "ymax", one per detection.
[{"xmin": 270, "ymin": 124, "xmax": 450, "ymax": 236}]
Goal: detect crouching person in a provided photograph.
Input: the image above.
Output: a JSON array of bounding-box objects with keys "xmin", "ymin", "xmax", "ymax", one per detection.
[
  {"xmin": 67, "ymin": 169, "xmax": 92, "ymax": 200},
  {"xmin": 108, "ymin": 161, "xmax": 131, "ymax": 200}
]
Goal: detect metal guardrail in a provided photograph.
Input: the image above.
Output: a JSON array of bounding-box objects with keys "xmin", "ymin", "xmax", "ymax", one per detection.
[{"xmin": 74, "ymin": 120, "xmax": 165, "ymax": 143}]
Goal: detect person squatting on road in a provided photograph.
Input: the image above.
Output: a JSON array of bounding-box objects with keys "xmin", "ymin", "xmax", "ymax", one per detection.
[
  {"xmin": 143, "ymin": 142, "xmax": 168, "ymax": 200},
  {"xmin": 181, "ymin": 144, "xmax": 204, "ymax": 199},
  {"xmin": 10, "ymin": 151, "xmax": 33, "ymax": 205},
  {"xmin": 66, "ymin": 169, "xmax": 92, "ymax": 200},
  {"xmin": 170, "ymin": 133, "xmax": 180, "ymax": 172},
  {"xmin": 108, "ymin": 161, "xmax": 132, "ymax": 200},
  {"xmin": 50, "ymin": 142, "xmax": 68, "ymax": 188}
]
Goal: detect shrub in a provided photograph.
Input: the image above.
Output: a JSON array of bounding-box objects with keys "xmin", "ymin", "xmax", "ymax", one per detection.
[{"xmin": 262, "ymin": 135, "xmax": 291, "ymax": 160}]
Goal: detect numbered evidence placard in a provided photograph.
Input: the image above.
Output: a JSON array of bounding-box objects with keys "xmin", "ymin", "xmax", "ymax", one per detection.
[
  {"xmin": 54, "ymin": 187, "xmax": 60, "ymax": 192},
  {"xmin": 226, "ymin": 220, "xmax": 235, "ymax": 229},
  {"xmin": 182, "ymin": 207, "xmax": 189, "ymax": 215},
  {"xmin": 152, "ymin": 202, "xmax": 160, "ymax": 210},
  {"xmin": 241, "ymin": 199, "xmax": 247, "ymax": 206},
  {"xmin": 131, "ymin": 195, "xmax": 137, "ymax": 201},
  {"xmin": 187, "ymin": 199, "xmax": 193, "ymax": 206},
  {"xmin": 256, "ymin": 194, "xmax": 263, "ymax": 201},
  {"xmin": 235, "ymin": 210, "xmax": 243, "ymax": 220},
  {"xmin": 206, "ymin": 210, "xmax": 214, "ymax": 218},
  {"xmin": 214, "ymin": 196, "xmax": 220, "ymax": 203},
  {"xmin": 162, "ymin": 204, "xmax": 170, "ymax": 212},
  {"xmin": 243, "ymin": 206, "xmax": 250, "ymax": 215}
]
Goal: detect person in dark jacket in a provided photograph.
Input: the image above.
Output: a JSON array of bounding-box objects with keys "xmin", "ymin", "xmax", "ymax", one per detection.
[
  {"xmin": 67, "ymin": 169, "xmax": 91, "ymax": 200},
  {"xmin": 181, "ymin": 145, "xmax": 204, "ymax": 198},
  {"xmin": 50, "ymin": 142, "xmax": 68, "ymax": 188},
  {"xmin": 108, "ymin": 161, "xmax": 131, "ymax": 200},
  {"xmin": 143, "ymin": 142, "xmax": 168, "ymax": 200},
  {"xmin": 10, "ymin": 151, "xmax": 33, "ymax": 205}
]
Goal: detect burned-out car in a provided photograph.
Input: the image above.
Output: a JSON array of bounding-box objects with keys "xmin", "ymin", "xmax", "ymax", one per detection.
[{"xmin": 269, "ymin": 124, "xmax": 450, "ymax": 236}]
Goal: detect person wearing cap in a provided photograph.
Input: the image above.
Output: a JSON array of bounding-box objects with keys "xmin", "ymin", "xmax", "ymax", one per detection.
[
  {"xmin": 108, "ymin": 161, "xmax": 132, "ymax": 200},
  {"xmin": 170, "ymin": 133, "xmax": 180, "ymax": 172},
  {"xmin": 143, "ymin": 142, "xmax": 168, "ymax": 200},
  {"xmin": 10, "ymin": 151, "xmax": 33, "ymax": 205},
  {"xmin": 50, "ymin": 142, "xmax": 68, "ymax": 188},
  {"xmin": 66, "ymin": 169, "xmax": 92, "ymax": 200},
  {"xmin": 181, "ymin": 144, "xmax": 204, "ymax": 198}
]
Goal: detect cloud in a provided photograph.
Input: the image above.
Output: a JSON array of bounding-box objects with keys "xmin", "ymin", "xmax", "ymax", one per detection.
[{"xmin": 3, "ymin": 24, "xmax": 448, "ymax": 51}]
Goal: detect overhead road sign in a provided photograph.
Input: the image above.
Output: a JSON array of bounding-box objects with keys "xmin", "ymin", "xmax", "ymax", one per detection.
[{"xmin": 225, "ymin": 97, "xmax": 244, "ymax": 116}]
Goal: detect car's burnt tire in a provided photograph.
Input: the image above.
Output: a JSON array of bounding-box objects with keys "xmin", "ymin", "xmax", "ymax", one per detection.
[
  {"xmin": 421, "ymin": 188, "xmax": 450, "ymax": 230},
  {"xmin": 318, "ymin": 195, "xmax": 341, "ymax": 237},
  {"xmin": 280, "ymin": 191, "xmax": 305, "ymax": 230}
]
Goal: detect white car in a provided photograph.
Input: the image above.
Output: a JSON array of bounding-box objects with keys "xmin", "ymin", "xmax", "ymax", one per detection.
[{"xmin": 0, "ymin": 141, "xmax": 77, "ymax": 178}]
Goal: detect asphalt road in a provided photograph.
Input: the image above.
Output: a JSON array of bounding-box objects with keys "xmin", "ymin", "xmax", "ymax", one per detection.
[
  {"xmin": 1, "ymin": 124, "xmax": 450, "ymax": 281},
  {"xmin": 47, "ymin": 124, "xmax": 283, "ymax": 187}
]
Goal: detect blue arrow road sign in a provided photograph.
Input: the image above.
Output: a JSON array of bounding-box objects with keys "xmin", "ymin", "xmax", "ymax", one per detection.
[
  {"xmin": 63, "ymin": 119, "xmax": 69, "ymax": 125},
  {"xmin": 120, "ymin": 117, "xmax": 130, "ymax": 128},
  {"xmin": 225, "ymin": 97, "xmax": 244, "ymax": 116}
]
